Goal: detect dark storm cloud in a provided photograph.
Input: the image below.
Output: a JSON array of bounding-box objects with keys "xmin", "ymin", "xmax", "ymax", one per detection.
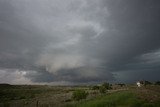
[
  {"xmin": 0, "ymin": 0, "xmax": 56, "ymax": 70},
  {"xmin": 98, "ymin": 0, "xmax": 160, "ymax": 82},
  {"xmin": 0, "ymin": 0, "xmax": 160, "ymax": 84},
  {"xmin": 101, "ymin": 0, "xmax": 160, "ymax": 70},
  {"xmin": 25, "ymin": 67, "xmax": 114, "ymax": 83}
]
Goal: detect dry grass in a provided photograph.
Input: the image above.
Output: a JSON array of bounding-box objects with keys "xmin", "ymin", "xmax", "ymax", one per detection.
[
  {"xmin": 0, "ymin": 84, "xmax": 160, "ymax": 107},
  {"xmin": 131, "ymin": 85, "xmax": 160, "ymax": 102}
]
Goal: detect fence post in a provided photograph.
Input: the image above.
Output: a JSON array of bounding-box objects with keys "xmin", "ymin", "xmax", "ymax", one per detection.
[{"xmin": 36, "ymin": 100, "xmax": 39, "ymax": 107}]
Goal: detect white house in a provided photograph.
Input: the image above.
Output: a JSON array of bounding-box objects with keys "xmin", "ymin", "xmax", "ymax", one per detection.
[{"xmin": 136, "ymin": 81, "xmax": 141, "ymax": 87}]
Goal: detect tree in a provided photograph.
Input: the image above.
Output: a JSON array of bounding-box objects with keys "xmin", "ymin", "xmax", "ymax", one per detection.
[{"xmin": 72, "ymin": 89, "xmax": 88, "ymax": 101}]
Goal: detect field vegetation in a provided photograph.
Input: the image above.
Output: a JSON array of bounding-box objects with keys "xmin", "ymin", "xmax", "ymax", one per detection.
[{"xmin": 0, "ymin": 82, "xmax": 160, "ymax": 107}]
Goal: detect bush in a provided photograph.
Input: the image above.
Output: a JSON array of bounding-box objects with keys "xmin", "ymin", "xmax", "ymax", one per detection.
[
  {"xmin": 102, "ymin": 82, "xmax": 112, "ymax": 89},
  {"xmin": 99, "ymin": 86, "xmax": 106, "ymax": 93},
  {"xmin": 155, "ymin": 81, "xmax": 160, "ymax": 85},
  {"xmin": 92, "ymin": 85, "xmax": 100, "ymax": 90},
  {"xmin": 144, "ymin": 81, "xmax": 152, "ymax": 86},
  {"xmin": 72, "ymin": 89, "xmax": 88, "ymax": 101},
  {"xmin": 117, "ymin": 83, "xmax": 125, "ymax": 87}
]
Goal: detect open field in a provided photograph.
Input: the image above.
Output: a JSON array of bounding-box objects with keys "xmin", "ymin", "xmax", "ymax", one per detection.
[
  {"xmin": 64, "ymin": 87, "xmax": 160, "ymax": 107},
  {"xmin": 0, "ymin": 84, "xmax": 160, "ymax": 107}
]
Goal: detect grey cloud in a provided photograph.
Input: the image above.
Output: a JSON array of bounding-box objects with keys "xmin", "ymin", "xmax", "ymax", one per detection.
[
  {"xmin": 0, "ymin": 0, "xmax": 160, "ymax": 84},
  {"xmin": 30, "ymin": 67, "xmax": 115, "ymax": 83}
]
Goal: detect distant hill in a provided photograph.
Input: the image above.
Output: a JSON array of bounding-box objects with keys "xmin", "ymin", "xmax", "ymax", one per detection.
[{"xmin": 0, "ymin": 83, "xmax": 11, "ymax": 88}]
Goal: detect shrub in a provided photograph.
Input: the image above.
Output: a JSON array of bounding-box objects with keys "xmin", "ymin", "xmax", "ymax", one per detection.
[
  {"xmin": 99, "ymin": 86, "xmax": 106, "ymax": 93},
  {"xmin": 72, "ymin": 89, "xmax": 88, "ymax": 101},
  {"xmin": 20, "ymin": 96, "xmax": 26, "ymax": 99},
  {"xmin": 92, "ymin": 85, "xmax": 100, "ymax": 90},
  {"xmin": 155, "ymin": 81, "xmax": 160, "ymax": 85},
  {"xmin": 102, "ymin": 82, "xmax": 112, "ymax": 89},
  {"xmin": 143, "ymin": 81, "xmax": 152, "ymax": 86},
  {"xmin": 117, "ymin": 83, "xmax": 125, "ymax": 87}
]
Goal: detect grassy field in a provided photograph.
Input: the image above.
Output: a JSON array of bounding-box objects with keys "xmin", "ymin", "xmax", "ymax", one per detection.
[
  {"xmin": 64, "ymin": 91, "xmax": 160, "ymax": 107},
  {"xmin": 0, "ymin": 84, "xmax": 160, "ymax": 107}
]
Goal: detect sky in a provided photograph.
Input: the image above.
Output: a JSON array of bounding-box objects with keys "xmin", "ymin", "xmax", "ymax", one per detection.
[{"xmin": 0, "ymin": 0, "xmax": 160, "ymax": 85}]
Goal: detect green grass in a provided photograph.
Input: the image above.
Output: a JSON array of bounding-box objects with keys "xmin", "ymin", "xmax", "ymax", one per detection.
[{"xmin": 64, "ymin": 91, "xmax": 160, "ymax": 107}]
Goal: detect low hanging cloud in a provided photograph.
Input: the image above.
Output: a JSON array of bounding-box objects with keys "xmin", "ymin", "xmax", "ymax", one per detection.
[
  {"xmin": 37, "ymin": 54, "xmax": 86, "ymax": 73},
  {"xmin": 0, "ymin": 0, "xmax": 160, "ymax": 84}
]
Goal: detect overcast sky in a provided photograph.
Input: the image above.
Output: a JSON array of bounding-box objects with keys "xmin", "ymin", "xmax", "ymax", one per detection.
[{"xmin": 0, "ymin": 0, "xmax": 160, "ymax": 85}]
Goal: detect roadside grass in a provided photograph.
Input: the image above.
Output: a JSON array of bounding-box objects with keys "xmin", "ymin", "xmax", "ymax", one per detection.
[{"xmin": 64, "ymin": 91, "xmax": 160, "ymax": 107}]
